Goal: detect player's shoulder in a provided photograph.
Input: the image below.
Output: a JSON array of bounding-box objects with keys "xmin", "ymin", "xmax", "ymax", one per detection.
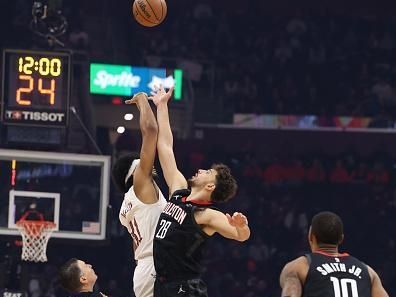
[
  {"xmin": 193, "ymin": 207, "xmax": 218, "ymax": 217},
  {"xmin": 281, "ymin": 256, "xmax": 310, "ymax": 284},
  {"xmin": 284, "ymin": 256, "xmax": 310, "ymax": 269},
  {"xmin": 342, "ymin": 254, "xmax": 370, "ymax": 269},
  {"xmin": 123, "ymin": 186, "xmax": 137, "ymax": 200},
  {"xmin": 365, "ymin": 264, "xmax": 378, "ymax": 283},
  {"xmin": 192, "ymin": 206, "xmax": 221, "ymax": 225},
  {"xmin": 122, "ymin": 186, "xmax": 148, "ymax": 205}
]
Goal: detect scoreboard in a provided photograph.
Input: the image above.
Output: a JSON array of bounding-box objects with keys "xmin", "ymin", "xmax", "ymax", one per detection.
[{"xmin": 1, "ymin": 49, "xmax": 71, "ymax": 127}]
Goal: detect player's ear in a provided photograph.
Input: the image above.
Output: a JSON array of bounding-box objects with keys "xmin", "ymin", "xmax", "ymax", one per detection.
[
  {"xmin": 308, "ymin": 226, "xmax": 313, "ymax": 243},
  {"xmin": 339, "ymin": 234, "xmax": 344, "ymax": 245},
  {"xmin": 205, "ymin": 183, "xmax": 215, "ymax": 192},
  {"xmin": 80, "ymin": 274, "xmax": 87, "ymax": 284}
]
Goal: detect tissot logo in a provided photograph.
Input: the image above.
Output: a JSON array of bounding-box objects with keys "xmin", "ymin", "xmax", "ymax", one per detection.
[{"xmin": 5, "ymin": 110, "xmax": 65, "ymax": 123}]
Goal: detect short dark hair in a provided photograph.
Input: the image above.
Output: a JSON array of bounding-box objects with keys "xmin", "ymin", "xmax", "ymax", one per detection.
[
  {"xmin": 311, "ymin": 211, "xmax": 344, "ymax": 245},
  {"xmin": 112, "ymin": 153, "xmax": 139, "ymax": 193},
  {"xmin": 59, "ymin": 258, "xmax": 82, "ymax": 293},
  {"xmin": 210, "ymin": 164, "xmax": 238, "ymax": 203}
]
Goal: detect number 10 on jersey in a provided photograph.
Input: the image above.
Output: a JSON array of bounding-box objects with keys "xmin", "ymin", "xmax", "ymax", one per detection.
[{"xmin": 330, "ymin": 277, "xmax": 359, "ymax": 297}]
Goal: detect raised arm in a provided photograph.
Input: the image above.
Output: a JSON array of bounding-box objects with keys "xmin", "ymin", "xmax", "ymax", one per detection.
[
  {"xmin": 125, "ymin": 92, "xmax": 158, "ymax": 203},
  {"xmin": 194, "ymin": 209, "xmax": 250, "ymax": 242},
  {"xmin": 279, "ymin": 257, "xmax": 308, "ymax": 297},
  {"xmin": 367, "ymin": 266, "xmax": 389, "ymax": 297},
  {"xmin": 150, "ymin": 86, "xmax": 187, "ymax": 194}
]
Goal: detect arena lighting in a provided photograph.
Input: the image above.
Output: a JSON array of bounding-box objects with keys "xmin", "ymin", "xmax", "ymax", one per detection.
[
  {"xmin": 124, "ymin": 113, "xmax": 133, "ymax": 121},
  {"xmin": 117, "ymin": 126, "xmax": 125, "ymax": 134}
]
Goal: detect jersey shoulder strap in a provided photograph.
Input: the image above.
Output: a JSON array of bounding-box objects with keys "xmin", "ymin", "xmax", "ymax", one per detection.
[
  {"xmin": 170, "ymin": 188, "xmax": 191, "ymax": 200},
  {"xmin": 305, "ymin": 253, "xmax": 312, "ymax": 265}
]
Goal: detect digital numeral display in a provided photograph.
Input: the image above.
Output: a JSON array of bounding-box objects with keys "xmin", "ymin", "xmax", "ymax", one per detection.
[{"xmin": 2, "ymin": 49, "xmax": 71, "ymax": 127}]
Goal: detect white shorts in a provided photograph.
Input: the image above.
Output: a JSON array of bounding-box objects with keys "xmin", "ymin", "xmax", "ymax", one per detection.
[{"xmin": 133, "ymin": 258, "xmax": 156, "ymax": 297}]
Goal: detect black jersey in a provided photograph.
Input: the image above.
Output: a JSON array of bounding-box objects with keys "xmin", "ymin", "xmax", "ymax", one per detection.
[
  {"xmin": 303, "ymin": 252, "xmax": 371, "ymax": 297},
  {"xmin": 70, "ymin": 285, "xmax": 102, "ymax": 297},
  {"xmin": 153, "ymin": 189, "xmax": 213, "ymax": 281}
]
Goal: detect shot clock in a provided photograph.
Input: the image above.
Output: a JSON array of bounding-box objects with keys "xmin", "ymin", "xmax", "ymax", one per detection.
[{"xmin": 2, "ymin": 49, "xmax": 71, "ymax": 127}]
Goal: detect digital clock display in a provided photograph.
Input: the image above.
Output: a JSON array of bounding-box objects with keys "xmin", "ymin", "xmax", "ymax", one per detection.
[{"xmin": 2, "ymin": 49, "xmax": 71, "ymax": 127}]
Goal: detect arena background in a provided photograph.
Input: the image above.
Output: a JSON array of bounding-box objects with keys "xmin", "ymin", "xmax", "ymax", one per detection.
[{"xmin": 0, "ymin": 0, "xmax": 395, "ymax": 297}]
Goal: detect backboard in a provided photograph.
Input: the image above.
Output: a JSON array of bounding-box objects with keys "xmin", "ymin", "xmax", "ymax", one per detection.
[{"xmin": 0, "ymin": 149, "xmax": 110, "ymax": 240}]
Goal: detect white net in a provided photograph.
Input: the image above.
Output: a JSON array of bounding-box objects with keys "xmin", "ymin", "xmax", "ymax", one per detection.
[{"xmin": 16, "ymin": 220, "xmax": 56, "ymax": 262}]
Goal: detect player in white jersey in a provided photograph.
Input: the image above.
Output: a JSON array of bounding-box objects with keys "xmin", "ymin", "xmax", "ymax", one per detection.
[{"xmin": 112, "ymin": 92, "xmax": 166, "ymax": 297}]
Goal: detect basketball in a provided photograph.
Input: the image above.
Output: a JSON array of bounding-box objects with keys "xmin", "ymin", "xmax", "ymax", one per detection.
[{"xmin": 132, "ymin": 0, "xmax": 167, "ymax": 27}]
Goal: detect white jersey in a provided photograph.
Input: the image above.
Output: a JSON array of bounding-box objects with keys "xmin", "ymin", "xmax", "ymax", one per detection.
[{"xmin": 119, "ymin": 185, "xmax": 167, "ymax": 260}]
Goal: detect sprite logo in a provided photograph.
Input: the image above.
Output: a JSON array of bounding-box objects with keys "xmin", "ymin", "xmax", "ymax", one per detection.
[
  {"xmin": 90, "ymin": 64, "xmax": 137, "ymax": 96},
  {"xmin": 94, "ymin": 70, "xmax": 141, "ymax": 89},
  {"xmin": 90, "ymin": 63, "xmax": 183, "ymax": 100}
]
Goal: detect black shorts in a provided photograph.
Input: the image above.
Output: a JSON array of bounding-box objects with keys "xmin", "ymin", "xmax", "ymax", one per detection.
[{"xmin": 154, "ymin": 278, "xmax": 208, "ymax": 297}]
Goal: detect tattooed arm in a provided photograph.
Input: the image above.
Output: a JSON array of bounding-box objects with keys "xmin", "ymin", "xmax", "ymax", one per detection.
[{"xmin": 280, "ymin": 257, "xmax": 309, "ymax": 297}]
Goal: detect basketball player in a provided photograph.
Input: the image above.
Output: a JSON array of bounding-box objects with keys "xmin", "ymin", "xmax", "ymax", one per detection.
[
  {"xmin": 59, "ymin": 258, "xmax": 107, "ymax": 297},
  {"xmin": 112, "ymin": 92, "xmax": 166, "ymax": 297},
  {"xmin": 149, "ymin": 86, "xmax": 250, "ymax": 297},
  {"xmin": 280, "ymin": 211, "xmax": 389, "ymax": 297}
]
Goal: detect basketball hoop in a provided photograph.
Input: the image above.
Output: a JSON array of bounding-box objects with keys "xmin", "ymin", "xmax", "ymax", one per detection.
[{"xmin": 16, "ymin": 211, "xmax": 56, "ymax": 262}]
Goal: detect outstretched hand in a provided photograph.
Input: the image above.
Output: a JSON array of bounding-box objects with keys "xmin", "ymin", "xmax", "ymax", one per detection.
[
  {"xmin": 226, "ymin": 212, "xmax": 248, "ymax": 228},
  {"xmin": 149, "ymin": 85, "xmax": 174, "ymax": 106},
  {"xmin": 124, "ymin": 92, "xmax": 148, "ymax": 107}
]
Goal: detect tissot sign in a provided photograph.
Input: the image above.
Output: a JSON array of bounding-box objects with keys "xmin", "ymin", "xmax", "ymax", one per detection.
[
  {"xmin": 4, "ymin": 110, "xmax": 66, "ymax": 126},
  {"xmin": 90, "ymin": 63, "xmax": 183, "ymax": 100},
  {"xmin": 1, "ymin": 290, "xmax": 27, "ymax": 297}
]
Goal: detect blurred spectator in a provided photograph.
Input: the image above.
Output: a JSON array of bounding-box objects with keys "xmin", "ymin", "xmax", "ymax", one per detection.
[
  {"xmin": 367, "ymin": 161, "xmax": 390, "ymax": 184},
  {"xmin": 305, "ymin": 158, "xmax": 326, "ymax": 183},
  {"xmin": 68, "ymin": 22, "xmax": 89, "ymax": 50},
  {"xmin": 351, "ymin": 161, "xmax": 369, "ymax": 183},
  {"xmin": 330, "ymin": 160, "xmax": 351, "ymax": 183},
  {"xmin": 283, "ymin": 159, "xmax": 305, "ymax": 184},
  {"xmin": 262, "ymin": 158, "xmax": 284, "ymax": 184}
]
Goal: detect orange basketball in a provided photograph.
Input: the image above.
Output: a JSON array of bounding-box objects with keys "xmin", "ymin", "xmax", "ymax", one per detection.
[{"xmin": 132, "ymin": 0, "xmax": 167, "ymax": 27}]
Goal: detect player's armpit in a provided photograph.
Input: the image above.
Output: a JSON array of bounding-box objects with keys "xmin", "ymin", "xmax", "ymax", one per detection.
[
  {"xmin": 195, "ymin": 209, "xmax": 250, "ymax": 241},
  {"xmin": 368, "ymin": 266, "xmax": 389, "ymax": 297},
  {"xmin": 280, "ymin": 261, "xmax": 303, "ymax": 297},
  {"xmin": 133, "ymin": 175, "xmax": 158, "ymax": 204}
]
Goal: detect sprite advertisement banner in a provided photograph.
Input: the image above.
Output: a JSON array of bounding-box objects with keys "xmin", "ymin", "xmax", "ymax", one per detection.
[{"xmin": 90, "ymin": 63, "xmax": 183, "ymax": 100}]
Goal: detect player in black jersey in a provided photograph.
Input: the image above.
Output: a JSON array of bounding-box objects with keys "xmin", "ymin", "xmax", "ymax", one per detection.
[
  {"xmin": 149, "ymin": 86, "xmax": 250, "ymax": 297},
  {"xmin": 280, "ymin": 211, "xmax": 389, "ymax": 297}
]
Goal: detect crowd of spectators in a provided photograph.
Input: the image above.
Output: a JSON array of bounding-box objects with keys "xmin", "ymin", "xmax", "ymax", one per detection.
[
  {"xmin": 3, "ymin": 1, "xmax": 396, "ymax": 122},
  {"xmin": 115, "ymin": 1, "xmax": 396, "ymax": 121}
]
